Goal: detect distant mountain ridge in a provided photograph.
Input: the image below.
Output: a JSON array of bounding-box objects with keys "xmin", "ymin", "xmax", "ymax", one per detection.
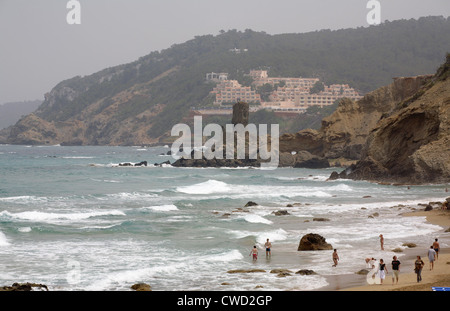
[{"xmin": 1, "ymin": 16, "xmax": 449, "ymax": 146}]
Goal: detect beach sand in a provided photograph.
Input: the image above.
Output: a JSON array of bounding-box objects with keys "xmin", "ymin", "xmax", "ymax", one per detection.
[{"xmin": 320, "ymin": 207, "xmax": 450, "ymax": 291}]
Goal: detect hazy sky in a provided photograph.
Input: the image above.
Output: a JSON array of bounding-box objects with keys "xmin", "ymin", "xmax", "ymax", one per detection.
[{"xmin": 0, "ymin": 0, "xmax": 449, "ymax": 104}]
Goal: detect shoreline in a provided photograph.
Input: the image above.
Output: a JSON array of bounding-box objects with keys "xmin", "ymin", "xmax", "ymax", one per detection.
[{"xmin": 318, "ymin": 207, "xmax": 450, "ymax": 291}]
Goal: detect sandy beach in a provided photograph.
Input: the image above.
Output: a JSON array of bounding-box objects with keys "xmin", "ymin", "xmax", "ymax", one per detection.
[{"xmin": 335, "ymin": 207, "xmax": 450, "ymax": 291}]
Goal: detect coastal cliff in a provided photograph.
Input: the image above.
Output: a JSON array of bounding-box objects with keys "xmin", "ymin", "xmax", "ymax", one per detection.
[{"xmin": 340, "ymin": 55, "xmax": 450, "ymax": 184}]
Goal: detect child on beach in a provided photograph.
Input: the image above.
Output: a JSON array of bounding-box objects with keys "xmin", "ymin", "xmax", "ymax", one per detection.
[{"xmin": 250, "ymin": 246, "xmax": 258, "ymax": 261}]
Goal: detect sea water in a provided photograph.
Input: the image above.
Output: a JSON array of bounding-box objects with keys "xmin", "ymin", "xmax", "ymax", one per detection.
[{"xmin": 0, "ymin": 145, "xmax": 447, "ymax": 291}]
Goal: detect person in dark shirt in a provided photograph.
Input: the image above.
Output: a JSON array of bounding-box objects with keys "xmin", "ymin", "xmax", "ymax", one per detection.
[
  {"xmin": 391, "ymin": 256, "xmax": 401, "ymax": 284},
  {"xmin": 414, "ymin": 256, "xmax": 424, "ymax": 282},
  {"xmin": 378, "ymin": 259, "xmax": 388, "ymax": 284}
]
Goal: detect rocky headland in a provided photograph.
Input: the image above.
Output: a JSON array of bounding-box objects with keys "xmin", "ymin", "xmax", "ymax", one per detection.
[{"xmin": 330, "ymin": 54, "xmax": 450, "ymax": 184}]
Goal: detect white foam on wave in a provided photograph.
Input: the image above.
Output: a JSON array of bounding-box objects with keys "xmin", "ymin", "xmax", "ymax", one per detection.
[
  {"xmin": 62, "ymin": 156, "xmax": 95, "ymax": 159},
  {"xmin": 228, "ymin": 228, "xmax": 288, "ymax": 244},
  {"xmin": 303, "ymin": 214, "xmax": 442, "ymax": 246},
  {"xmin": 142, "ymin": 204, "xmax": 179, "ymax": 212},
  {"xmin": 175, "ymin": 179, "xmax": 342, "ymax": 198},
  {"xmin": 106, "ymin": 192, "xmax": 159, "ymax": 200},
  {"xmin": 176, "ymin": 180, "xmax": 230, "ymax": 194},
  {"xmin": 83, "ymin": 263, "xmax": 183, "ymax": 291},
  {"xmin": 240, "ymin": 214, "xmax": 273, "ymax": 225},
  {"xmin": 198, "ymin": 249, "xmax": 244, "ymax": 263},
  {"xmin": 0, "ymin": 210, "xmax": 125, "ymax": 222},
  {"xmin": 0, "ymin": 231, "xmax": 9, "ymax": 246},
  {"xmin": 0, "ymin": 195, "xmax": 47, "ymax": 202}
]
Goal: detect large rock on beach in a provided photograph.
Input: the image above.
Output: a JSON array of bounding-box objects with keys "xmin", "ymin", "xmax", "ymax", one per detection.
[{"xmin": 298, "ymin": 233, "xmax": 333, "ymax": 251}]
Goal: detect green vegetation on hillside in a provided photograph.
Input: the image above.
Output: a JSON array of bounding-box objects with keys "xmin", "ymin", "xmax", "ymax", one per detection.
[{"xmin": 31, "ymin": 16, "xmax": 450, "ymax": 142}]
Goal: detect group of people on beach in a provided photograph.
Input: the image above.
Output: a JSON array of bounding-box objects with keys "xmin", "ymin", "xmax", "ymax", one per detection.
[
  {"xmin": 249, "ymin": 234, "xmax": 442, "ymax": 286},
  {"xmin": 365, "ymin": 235, "xmax": 441, "ymax": 284}
]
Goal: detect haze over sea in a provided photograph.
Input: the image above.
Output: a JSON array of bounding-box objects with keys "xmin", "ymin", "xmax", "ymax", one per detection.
[{"xmin": 0, "ymin": 145, "xmax": 447, "ymax": 290}]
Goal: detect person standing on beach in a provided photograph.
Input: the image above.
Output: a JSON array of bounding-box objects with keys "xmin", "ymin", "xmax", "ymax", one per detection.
[
  {"xmin": 332, "ymin": 249, "xmax": 339, "ymax": 267},
  {"xmin": 433, "ymin": 238, "xmax": 440, "ymax": 260},
  {"xmin": 414, "ymin": 256, "xmax": 424, "ymax": 282},
  {"xmin": 378, "ymin": 259, "xmax": 388, "ymax": 284},
  {"xmin": 264, "ymin": 239, "xmax": 272, "ymax": 257},
  {"xmin": 249, "ymin": 246, "xmax": 258, "ymax": 261},
  {"xmin": 391, "ymin": 256, "xmax": 401, "ymax": 285},
  {"xmin": 379, "ymin": 234, "xmax": 384, "ymax": 250},
  {"xmin": 428, "ymin": 246, "xmax": 436, "ymax": 270}
]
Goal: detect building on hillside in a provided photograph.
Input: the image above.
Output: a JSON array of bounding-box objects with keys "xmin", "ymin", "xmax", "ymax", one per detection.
[
  {"xmin": 229, "ymin": 48, "xmax": 248, "ymax": 54},
  {"xmin": 248, "ymin": 70, "xmax": 268, "ymax": 79},
  {"xmin": 249, "ymin": 70, "xmax": 320, "ymax": 89},
  {"xmin": 206, "ymin": 72, "xmax": 229, "ymax": 82},
  {"xmin": 202, "ymin": 69, "xmax": 362, "ymax": 115},
  {"xmin": 211, "ymin": 80, "xmax": 261, "ymax": 105}
]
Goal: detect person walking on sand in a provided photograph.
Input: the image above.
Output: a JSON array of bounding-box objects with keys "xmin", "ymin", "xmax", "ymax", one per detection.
[
  {"xmin": 332, "ymin": 249, "xmax": 339, "ymax": 267},
  {"xmin": 379, "ymin": 234, "xmax": 384, "ymax": 250},
  {"xmin": 378, "ymin": 259, "xmax": 388, "ymax": 284},
  {"xmin": 414, "ymin": 256, "xmax": 424, "ymax": 282},
  {"xmin": 433, "ymin": 238, "xmax": 440, "ymax": 260},
  {"xmin": 264, "ymin": 238, "xmax": 272, "ymax": 257},
  {"xmin": 249, "ymin": 246, "xmax": 258, "ymax": 261},
  {"xmin": 391, "ymin": 256, "xmax": 401, "ymax": 285},
  {"xmin": 428, "ymin": 246, "xmax": 436, "ymax": 270}
]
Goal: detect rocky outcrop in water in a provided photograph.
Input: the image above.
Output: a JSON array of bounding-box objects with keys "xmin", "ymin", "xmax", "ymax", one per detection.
[
  {"xmin": 298, "ymin": 233, "xmax": 333, "ymax": 251},
  {"xmin": 0, "ymin": 282, "xmax": 48, "ymax": 291}
]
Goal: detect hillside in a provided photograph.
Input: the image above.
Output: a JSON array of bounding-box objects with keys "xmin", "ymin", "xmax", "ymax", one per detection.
[{"xmin": 1, "ymin": 16, "xmax": 449, "ymax": 146}]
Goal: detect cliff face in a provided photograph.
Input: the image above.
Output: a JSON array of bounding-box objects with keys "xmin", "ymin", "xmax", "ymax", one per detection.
[
  {"xmin": 279, "ymin": 74, "xmax": 433, "ymax": 160},
  {"xmin": 344, "ymin": 55, "xmax": 450, "ymax": 184}
]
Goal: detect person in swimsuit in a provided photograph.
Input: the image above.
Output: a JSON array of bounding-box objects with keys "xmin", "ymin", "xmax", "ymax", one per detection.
[
  {"xmin": 332, "ymin": 249, "xmax": 339, "ymax": 267},
  {"xmin": 264, "ymin": 239, "xmax": 272, "ymax": 257},
  {"xmin": 433, "ymin": 238, "xmax": 440, "ymax": 260},
  {"xmin": 249, "ymin": 246, "xmax": 258, "ymax": 261},
  {"xmin": 379, "ymin": 234, "xmax": 384, "ymax": 250}
]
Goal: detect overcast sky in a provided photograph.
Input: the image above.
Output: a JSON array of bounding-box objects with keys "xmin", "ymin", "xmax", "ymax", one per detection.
[{"xmin": 0, "ymin": 0, "xmax": 449, "ymax": 105}]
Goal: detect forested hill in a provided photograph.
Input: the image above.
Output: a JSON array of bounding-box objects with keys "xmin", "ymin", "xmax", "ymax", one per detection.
[{"xmin": 1, "ymin": 16, "xmax": 449, "ymax": 146}]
